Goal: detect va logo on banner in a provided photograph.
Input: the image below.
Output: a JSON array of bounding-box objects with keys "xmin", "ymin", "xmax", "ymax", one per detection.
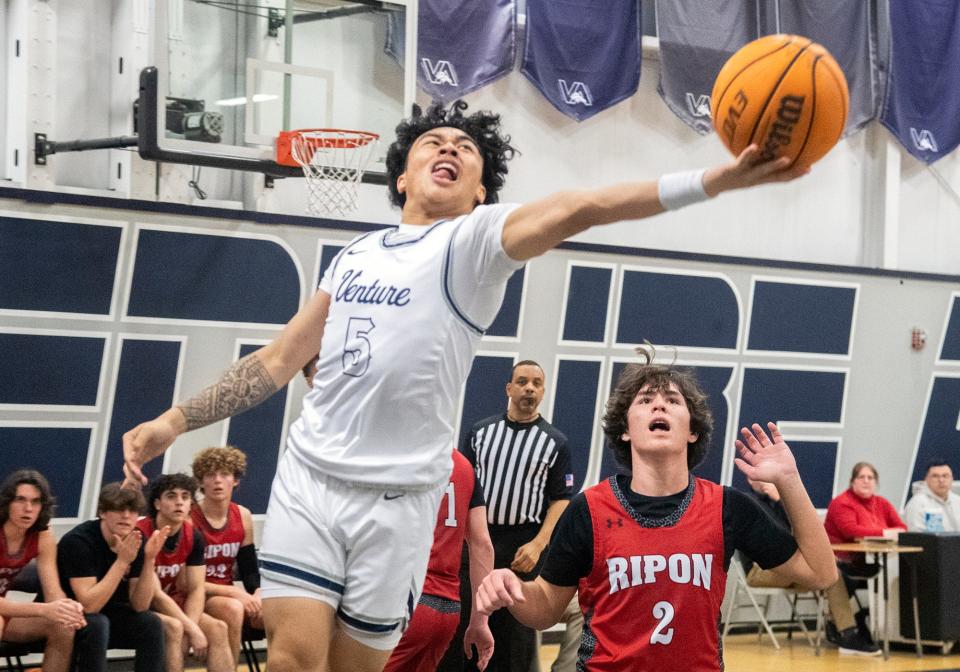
[
  {"xmin": 557, "ymin": 79, "xmax": 593, "ymax": 107},
  {"xmin": 685, "ymin": 93, "xmax": 711, "ymax": 118},
  {"xmin": 421, "ymin": 58, "xmax": 459, "ymax": 87},
  {"xmin": 909, "ymin": 128, "xmax": 939, "ymax": 153}
]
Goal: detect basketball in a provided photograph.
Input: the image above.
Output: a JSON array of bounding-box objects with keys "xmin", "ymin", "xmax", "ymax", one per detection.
[{"xmin": 711, "ymin": 34, "xmax": 849, "ymax": 169}]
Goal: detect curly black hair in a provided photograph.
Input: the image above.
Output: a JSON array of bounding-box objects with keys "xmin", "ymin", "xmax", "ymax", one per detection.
[
  {"xmin": 147, "ymin": 473, "xmax": 199, "ymax": 518},
  {"xmin": 602, "ymin": 347, "xmax": 714, "ymax": 472},
  {"xmin": 385, "ymin": 100, "xmax": 517, "ymax": 208},
  {"xmin": 0, "ymin": 469, "xmax": 55, "ymax": 532}
]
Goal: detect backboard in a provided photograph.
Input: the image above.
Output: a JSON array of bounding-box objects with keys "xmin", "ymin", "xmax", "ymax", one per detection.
[{"xmin": 150, "ymin": 0, "xmax": 417, "ymax": 179}]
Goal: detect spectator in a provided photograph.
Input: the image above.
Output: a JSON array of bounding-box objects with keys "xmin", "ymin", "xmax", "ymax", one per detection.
[
  {"xmin": 57, "ymin": 483, "xmax": 170, "ymax": 672},
  {"xmin": 903, "ymin": 460, "xmax": 960, "ymax": 532},
  {"xmin": 824, "ymin": 462, "xmax": 907, "ymax": 554},
  {"xmin": 0, "ymin": 470, "xmax": 85, "ymax": 672},
  {"xmin": 823, "ymin": 463, "xmax": 906, "ymax": 653}
]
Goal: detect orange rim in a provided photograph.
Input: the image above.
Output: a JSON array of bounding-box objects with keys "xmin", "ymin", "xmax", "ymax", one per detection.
[{"xmin": 276, "ymin": 128, "xmax": 379, "ymax": 167}]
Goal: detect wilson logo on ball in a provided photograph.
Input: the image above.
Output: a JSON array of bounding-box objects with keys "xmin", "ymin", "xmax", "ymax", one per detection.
[
  {"xmin": 710, "ymin": 34, "xmax": 849, "ymax": 169},
  {"xmin": 760, "ymin": 94, "xmax": 806, "ymax": 161}
]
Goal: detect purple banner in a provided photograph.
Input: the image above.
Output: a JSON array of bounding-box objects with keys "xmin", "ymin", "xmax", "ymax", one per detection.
[
  {"xmin": 521, "ymin": 0, "xmax": 641, "ymax": 122},
  {"xmin": 880, "ymin": 1, "xmax": 960, "ymax": 163},
  {"xmin": 385, "ymin": 0, "xmax": 516, "ymax": 102}
]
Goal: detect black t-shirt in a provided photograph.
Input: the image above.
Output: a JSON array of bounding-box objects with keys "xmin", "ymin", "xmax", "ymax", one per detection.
[
  {"xmin": 738, "ymin": 492, "xmax": 792, "ymax": 572},
  {"xmin": 541, "ymin": 475, "xmax": 798, "ymax": 587},
  {"xmin": 57, "ymin": 519, "xmax": 146, "ymax": 609}
]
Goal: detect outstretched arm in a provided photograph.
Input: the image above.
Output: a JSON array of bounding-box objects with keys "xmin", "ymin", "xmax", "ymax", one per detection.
[
  {"xmin": 501, "ymin": 145, "xmax": 807, "ymax": 261},
  {"xmin": 123, "ymin": 289, "xmax": 331, "ymax": 484},
  {"xmin": 735, "ymin": 423, "xmax": 837, "ymax": 590}
]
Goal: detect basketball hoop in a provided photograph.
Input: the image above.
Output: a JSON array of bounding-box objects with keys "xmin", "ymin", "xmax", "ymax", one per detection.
[{"xmin": 276, "ymin": 129, "xmax": 380, "ymax": 216}]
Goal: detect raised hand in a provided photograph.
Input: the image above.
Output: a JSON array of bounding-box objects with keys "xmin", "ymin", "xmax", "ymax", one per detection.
[
  {"xmin": 475, "ymin": 569, "xmax": 526, "ymax": 616},
  {"xmin": 463, "ymin": 617, "xmax": 494, "ymax": 671},
  {"xmin": 114, "ymin": 529, "xmax": 143, "ymax": 566},
  {"xmin": 734, "ymin": 422, "xmax": 800, "ymax": 486},
  {"xmin": 143, "ymin": 526, "xmax": 171, "ymax": 562}
]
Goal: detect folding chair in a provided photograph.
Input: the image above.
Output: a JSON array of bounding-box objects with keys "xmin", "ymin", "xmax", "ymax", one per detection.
[
  {"xmin": 241, "ymin": 623, "xmax": 266, "ymax": 672},
  {"xmin": 722, "ymin": 555, "xmax": 826, "ymax": 654},
  {"xmin": 0, "ymin": 641, "xmax": 35, "ymax": 672}
]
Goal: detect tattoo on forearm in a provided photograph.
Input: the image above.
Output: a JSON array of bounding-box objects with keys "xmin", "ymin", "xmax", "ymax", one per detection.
[{"xmin": 177, "ymin": 354, "xmax": 278, "ymax": 431}]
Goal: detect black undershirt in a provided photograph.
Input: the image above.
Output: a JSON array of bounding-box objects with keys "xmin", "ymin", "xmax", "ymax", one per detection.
[
  {"xmin": 540, "ymin": 474, "xmax": 798, "ymax": 587},
  {"xmin": 162, "ymin": 527, "xmax": 206, "ymax": 566}
]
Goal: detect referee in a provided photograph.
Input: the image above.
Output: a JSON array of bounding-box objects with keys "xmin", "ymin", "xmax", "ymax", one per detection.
[{"xmin": 462, "ymin": 359, "xmax": 574, "ymax": 672}]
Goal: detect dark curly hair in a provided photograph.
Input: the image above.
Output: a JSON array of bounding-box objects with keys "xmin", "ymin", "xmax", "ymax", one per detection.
[
  {"xmin": 385, "ymin": 100, "xmax": 517, "ymax": 208},
  {"xmin": 0, "ymin": 469, "xmax": 55, "ymax": 532},
  {"xmin": 602, "ymin": 348, "xmax": 714, "ymax": 472},
  {"xmin": 147, "ymin": 473, "xmax": 199, "ymax": 518}
]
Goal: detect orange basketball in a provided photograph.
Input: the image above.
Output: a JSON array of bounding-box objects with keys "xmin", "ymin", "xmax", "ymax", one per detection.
[{"xmin": 710, "ymin": 34, "xmax": 849, "ymax": 169}]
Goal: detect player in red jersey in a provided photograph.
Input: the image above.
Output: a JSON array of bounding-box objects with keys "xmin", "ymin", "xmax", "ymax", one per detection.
[
  {"xmin": 138, "ymin": 473, "xmax": 234, "ymax": 672},
  {"xmin": 476, "ymin": 349, "xmax": 837, "ymax": 671},
  {"xmin": 384, "ymin": 451, "xmax": 495, "ymax": 672},
  {"xmin": 190, "ymin": 445, "xmax": 263, "ymax": 665},
  {"xmin": 0, "ymin": 470, "xmax": 85, "ymax": 672}
]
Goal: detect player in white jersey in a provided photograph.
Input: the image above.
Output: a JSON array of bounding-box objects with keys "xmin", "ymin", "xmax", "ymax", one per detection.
[{"xmin": 121, "ymin": 100, "xmax": 807, "ymax": 672}]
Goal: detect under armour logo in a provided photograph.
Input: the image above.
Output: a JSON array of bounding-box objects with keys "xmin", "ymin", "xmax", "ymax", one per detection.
[
  {"xmin": 685, "ymin": 93, "xmax": 711, "ymax": 118},
  {"xmin": 909, "ymin": 127, "xmax": 939, "ymax": 153},
  {"xmin": 558, "ymin": 79, "xmax": 593, "ymax": 107},
  {"xmin": 421, "ymin": 58, "xmax": 459, "ymax": 87},
  {"xmin": 606, "ymin": 517, "xmax": 624, "ymax": 528}
]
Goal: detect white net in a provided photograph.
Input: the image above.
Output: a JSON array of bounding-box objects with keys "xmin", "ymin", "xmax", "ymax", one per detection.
[{"xmin": 289, "ymin": 130, "xmax": 380, "ymax": 216}]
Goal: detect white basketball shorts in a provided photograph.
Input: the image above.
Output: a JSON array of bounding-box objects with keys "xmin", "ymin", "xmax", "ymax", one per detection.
[{"xmin": 259, "ymin": 449, "xmax": 445, "ymax": 650}]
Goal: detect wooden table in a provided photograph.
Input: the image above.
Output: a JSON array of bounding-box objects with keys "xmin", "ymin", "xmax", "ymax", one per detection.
[{"xmin": 831, "ymin": 542, "xmax": 924, "ymax": 659}]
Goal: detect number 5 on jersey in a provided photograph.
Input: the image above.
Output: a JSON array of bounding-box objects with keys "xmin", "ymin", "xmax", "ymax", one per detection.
[{"xmin": 342, "ymin": 317, "xmax": 375, "ymax": 377}]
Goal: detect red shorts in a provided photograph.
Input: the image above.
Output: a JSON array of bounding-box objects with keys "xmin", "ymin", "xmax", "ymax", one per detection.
[{"xmin": 383, "ymin": 599, "xmax": 460, "ymax": 672}]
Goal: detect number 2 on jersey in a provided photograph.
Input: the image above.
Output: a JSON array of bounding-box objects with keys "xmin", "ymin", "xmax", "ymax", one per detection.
[
  {"xmin": 342, "ymin": 317, "xmax": 375, "ymax": 377},
  {"xmin": 650, "ymin": 600, "xmax": 675, "ymax": 645},
  {"xmin": 443, "ymin": 481, "xmax": 457, "ymax": 528}
]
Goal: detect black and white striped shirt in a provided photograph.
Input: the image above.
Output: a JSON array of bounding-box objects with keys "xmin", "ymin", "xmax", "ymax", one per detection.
[{"xmin": 462, "ymin": 414, "xmax": 573, "ymax": 526}]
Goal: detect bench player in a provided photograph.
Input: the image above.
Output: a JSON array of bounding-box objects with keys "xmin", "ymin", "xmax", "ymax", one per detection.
[{"xmin": 189, "ymin": 445, "xmax": 263, "ymax": 665}]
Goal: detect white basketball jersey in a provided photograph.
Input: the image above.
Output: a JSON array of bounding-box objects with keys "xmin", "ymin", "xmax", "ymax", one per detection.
[{"xmin": 287, "ymin": 204, "xmax": 523, "ymax": 489}]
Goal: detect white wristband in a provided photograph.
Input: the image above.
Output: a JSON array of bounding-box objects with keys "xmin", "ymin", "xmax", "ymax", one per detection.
[{"xmin": 657, "ymin": 169, "xmax": 710, "ymax": 211}]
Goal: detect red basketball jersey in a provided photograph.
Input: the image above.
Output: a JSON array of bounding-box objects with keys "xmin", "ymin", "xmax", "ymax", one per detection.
[
  {"xmin": 190, "ymin": 502, "xmax": 244, "ymax": 585},
  {"xmin": 0, "ymin": 530, "xmax": 39, "ymax": 597},
  {"xmin": 577, "ymin": 477, "xmax": 727, "ymax": 672},
  {"xmin": 420, "ymin": 451, "xmax": 476, "ymax": 601},
  {"xmin": 137, "ymin": 517, "xmax": 195, "ymax": 597}
]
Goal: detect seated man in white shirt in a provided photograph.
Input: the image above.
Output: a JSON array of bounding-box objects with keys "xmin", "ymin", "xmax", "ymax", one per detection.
[{"xmin": 904, "ymin": 460, "xmax": 960, "ymax": 532}]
